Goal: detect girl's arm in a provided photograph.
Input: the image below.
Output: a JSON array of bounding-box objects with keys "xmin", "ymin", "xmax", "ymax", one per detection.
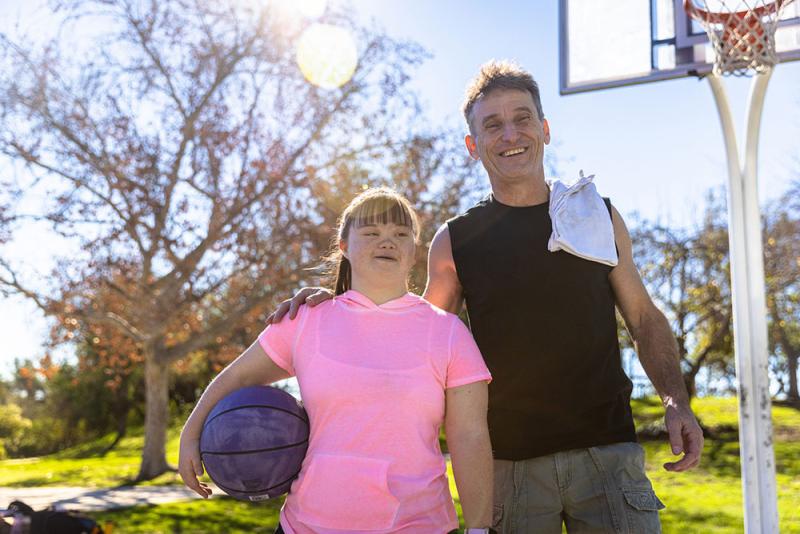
[
  {"xmin": 178, "ymin": 340, "xmax": 291, "ymax": 497},
  {"xmin": 445, "ymin": 381, "xmax": 493, "ymax": 529}
]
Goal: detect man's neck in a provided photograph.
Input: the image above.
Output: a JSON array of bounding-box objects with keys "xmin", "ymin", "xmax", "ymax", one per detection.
[{"xmin": 489, "ymin": 172, "xmax": 549, "ymax": 207}]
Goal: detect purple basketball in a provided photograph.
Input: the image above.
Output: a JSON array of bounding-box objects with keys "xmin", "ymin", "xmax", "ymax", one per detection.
[{"xmin": 200, "ymin": 385, "xmax": 309, "ymax": 501}]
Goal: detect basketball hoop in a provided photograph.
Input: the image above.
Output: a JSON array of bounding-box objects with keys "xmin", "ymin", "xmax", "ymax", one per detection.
[{"xmin": 684, "ymin": 0, "xmax": 793, "ymax": 75}]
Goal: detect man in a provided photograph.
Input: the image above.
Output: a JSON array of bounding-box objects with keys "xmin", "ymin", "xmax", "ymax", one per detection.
[{"xmin": 271, "ymin": 60, "xmax": 703, "ymax": 534}]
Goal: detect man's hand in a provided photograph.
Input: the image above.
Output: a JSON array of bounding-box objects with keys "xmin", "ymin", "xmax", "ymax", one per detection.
[
  {"xmin": 178, "ymin": 435, "xmax": 213, "ymax": 498},
  {"xmin": 662, "ymin": 404, "xmax": 704, "ymax": 472},
  {"xmin": 266, "ymin": 287, "xmax": 333, "ymax": 324}
]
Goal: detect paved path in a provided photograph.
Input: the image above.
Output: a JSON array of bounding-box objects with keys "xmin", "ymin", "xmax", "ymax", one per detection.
[{"xmin": 0, "ymin": 484, "xmax": 219, "ymax": 512}]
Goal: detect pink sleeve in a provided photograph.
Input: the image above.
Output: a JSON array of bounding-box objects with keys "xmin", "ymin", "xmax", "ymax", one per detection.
[
  {"xmin": 446, "ymin": 316, "xmax": 492, "ymax": 389},
  {"xmin": 257, "ymin": 309, "xmax": 305, "ymax": 377}
]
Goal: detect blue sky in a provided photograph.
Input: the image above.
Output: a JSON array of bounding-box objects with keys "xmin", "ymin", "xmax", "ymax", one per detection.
[{"xmin": 1, "ymin": 0, "xmax": 798, "ymax": 375}]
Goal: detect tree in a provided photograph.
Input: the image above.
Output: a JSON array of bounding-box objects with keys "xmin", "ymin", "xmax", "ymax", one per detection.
[
  {"xmin": 47, "ymin": 268, "xmax": 146, "ymax": 451},
  {"xmin": 0, "ymin": 0, "xmax": 466, "ymax": 479},
  {"xmin": 0, "ymin": 402, "xmax": 31, "ymax": 459},
  {"xmin": 763, "ymin": 182, "xmax": 800, "ymax": 402},
  {"xmin": 630, "ymin": 184, "xmax": 800, "ymax": 401},
  {"xmin": 630, "ymin": 191, "xmax": 733, "ymax": 398}
]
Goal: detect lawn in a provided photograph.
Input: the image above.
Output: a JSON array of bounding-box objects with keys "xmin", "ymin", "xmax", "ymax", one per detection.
[
  {"xmin": 2, "ymin": 397, "xmax": 799, "ymax": 533},
  {"xmin": 0, "ymin": 426, "xmax": 185, "ymax": 488},
  {"xmin": 642, "ymin": 398, "xmax": 800, "ymax": 534},
  {"xmin": 95, "ymin": 498, "xmax": 283, "ymax": 534}
]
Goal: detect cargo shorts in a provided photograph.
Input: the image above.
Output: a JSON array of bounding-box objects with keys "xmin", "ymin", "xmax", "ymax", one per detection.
[{"xmin": 492, "ymin": 442, "xmax": 664, "ymax": 534}]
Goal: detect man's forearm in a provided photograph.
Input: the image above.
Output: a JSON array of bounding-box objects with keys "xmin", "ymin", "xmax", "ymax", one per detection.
[{"xmin": 632, "ymin": 308, "xmax": 690, "ymax": 408}]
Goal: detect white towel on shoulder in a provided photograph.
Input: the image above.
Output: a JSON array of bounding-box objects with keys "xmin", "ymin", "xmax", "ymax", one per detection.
[{"xmin": 547, "ymin": 171, "xmax": 618, "ymax": 266}]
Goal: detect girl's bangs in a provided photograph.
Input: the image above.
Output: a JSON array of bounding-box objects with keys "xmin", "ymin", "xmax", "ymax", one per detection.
[{"xmin": 350, "ymin": 196, "xmax": 414, "ymax": 229}]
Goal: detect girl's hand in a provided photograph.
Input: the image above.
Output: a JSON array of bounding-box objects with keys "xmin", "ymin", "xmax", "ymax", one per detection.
[{"xmin": 178, "ymin": 434, "xmax": 213, "ymax": 498}]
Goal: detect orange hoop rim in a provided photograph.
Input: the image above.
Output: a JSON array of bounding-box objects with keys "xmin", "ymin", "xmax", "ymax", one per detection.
[{"xmin": 684, "ymin": 0, "xmax": 786, "ymax": 25}]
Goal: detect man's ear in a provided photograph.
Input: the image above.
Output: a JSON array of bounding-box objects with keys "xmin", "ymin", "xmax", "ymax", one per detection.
[
  {"xmin": 543, "ymin": 118, "xmax": 551, "ymax": 145},
  {"xmin": 465, "ymin": 134, "xmax": 479, "ymax": 160}
]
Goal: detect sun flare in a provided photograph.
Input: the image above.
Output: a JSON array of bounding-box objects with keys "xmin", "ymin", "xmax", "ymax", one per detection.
[{"xmin": 296, "ymin": 23, "xmax": 358, "ymax": 89}]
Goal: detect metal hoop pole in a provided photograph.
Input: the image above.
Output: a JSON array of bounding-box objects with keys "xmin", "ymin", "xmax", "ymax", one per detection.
[{"xmin": 707, "ymin": 71, "xmax": 779, "ymax": 534}]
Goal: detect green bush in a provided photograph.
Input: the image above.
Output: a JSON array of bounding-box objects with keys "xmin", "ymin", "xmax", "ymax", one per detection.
[
  {"xmin": 10, "ymin": 415, "xmax": 76, "ymax": 458},
  {"xmin": 0, "ymin": 402, "xmax": 32, "ymax": 459}
]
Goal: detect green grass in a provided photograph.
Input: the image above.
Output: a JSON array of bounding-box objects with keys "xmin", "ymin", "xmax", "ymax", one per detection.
[
  {"xmin": 0, "ymin": 426, "xmax": 185, "ymax": 487},
  {"xmin": 94, "ymin": 497, "xmax": 283, "ymax": 534},
  {"xmin": 2, "ymin": 397, "xmax": 799, "ymax": 533},
  {"xmin": 633, "ymin": 397, "xmax": 800, "ymax": 534}
]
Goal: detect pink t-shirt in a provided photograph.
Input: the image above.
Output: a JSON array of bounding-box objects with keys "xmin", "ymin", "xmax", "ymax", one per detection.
[{"xmin": 257, "ymin": 290, "xmax": 491, "ymax": 534}]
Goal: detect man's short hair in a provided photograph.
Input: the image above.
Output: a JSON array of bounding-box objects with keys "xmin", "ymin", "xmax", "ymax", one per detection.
[{"xmin": 462, "ymin": 60, "xmax": 544, "ymax": 132}]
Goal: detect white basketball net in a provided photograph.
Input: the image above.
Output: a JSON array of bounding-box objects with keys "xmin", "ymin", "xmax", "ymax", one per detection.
[{"xmin": 685, "ymin": 0, "xmax": 794, "ymax": 75}]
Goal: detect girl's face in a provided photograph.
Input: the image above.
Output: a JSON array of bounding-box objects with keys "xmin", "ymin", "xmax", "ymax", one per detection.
[{"xmin": 341, "ymin": 221, "xmax": 416, "ymax": 290}]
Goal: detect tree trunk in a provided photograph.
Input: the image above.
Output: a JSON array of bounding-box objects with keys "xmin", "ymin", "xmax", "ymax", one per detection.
[
  {"xmin": 136, "ymin": 354, "xmax": 171, "ymax": 481},
  {"xmin": 101, "ymin": 413, "xmax": 128, "ymax": 456},
  {"xmin": 788, "ymin": 352, "xmax": 799, "ymax": 403},
  {"xmin": 100, "ymin": 398, "xmax": 131, "ymax": 456},
  {"xmin": 683, "ymin": 371, "xmax": 697, "ymax": 400},
  {"xmin": 773, "ymin": 315, "xmax": 800, "ymax": 403}
]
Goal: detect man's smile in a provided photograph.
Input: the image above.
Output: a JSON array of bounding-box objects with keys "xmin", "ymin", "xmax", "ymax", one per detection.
[{"xmin": 500, "ymin": 147, "xmax": 528, "ymax": 157}]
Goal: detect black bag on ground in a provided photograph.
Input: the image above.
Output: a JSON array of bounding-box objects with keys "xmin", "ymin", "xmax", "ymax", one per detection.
[{"xmin": 7, "ymin": 501, "xmax": 104, "ymax": 534}]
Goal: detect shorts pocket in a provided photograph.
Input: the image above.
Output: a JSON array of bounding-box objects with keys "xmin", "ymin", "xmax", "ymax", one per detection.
[
  {"xmin": 622, "ymin": 488, "xmax": 665, "ymax": 534},
  {"xmin": 294, "ymin": 453, "xmax": 399, "ymax": 530},
  {"xmin": 491, "ymin": 503, "xmax": 504, "ymax": 530}
]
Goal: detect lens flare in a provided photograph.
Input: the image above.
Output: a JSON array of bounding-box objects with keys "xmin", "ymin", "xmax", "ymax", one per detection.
[{"xmin": 296, "ymin": 23, "xmax": 358, "ymax": 89}]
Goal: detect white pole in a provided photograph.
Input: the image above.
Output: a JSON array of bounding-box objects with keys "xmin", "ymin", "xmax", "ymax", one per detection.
[{"xmin": 706, "ymin": 71, "xmax": 779, "ymax": 534}]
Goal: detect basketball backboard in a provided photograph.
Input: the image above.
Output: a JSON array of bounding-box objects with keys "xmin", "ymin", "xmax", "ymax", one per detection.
[{"xmin": 559, "ymin": 0, "xmax": 800, "ymax": 94}]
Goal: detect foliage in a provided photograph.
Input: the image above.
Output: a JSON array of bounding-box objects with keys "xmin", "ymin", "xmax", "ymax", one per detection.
[
  {"xmin": 7, "ymin": 416, "xmax": 79, "ymax": 460},
  {"xmin": 5, "ymin": 325, "xmax": 143, "ymax": 457},
  {"xmin": 764, "ymin": 181, "xmax": 800, "ymax": 402},
  {"xmin": 625, "ymin": 183, "xmax": 800, "ymax": 400},
  {"xmin": 13, "ymin": 354, "xmax": 143, "ymax": 457},
  {"xmin": 0, "ymin": 402, "xmax": 31, "ymax": 459},
  {"xmin": 629, "ymin": 190, "xmax": 733, "ymax": 397},
  {"xmin": 3, "ymin": 358, "xmax": 75, "ymax": 457}
]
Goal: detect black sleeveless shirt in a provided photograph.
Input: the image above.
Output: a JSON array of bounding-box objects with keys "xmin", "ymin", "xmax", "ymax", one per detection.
[{"xmin": 448, "ymin": 195, "xmax": 636, "ymax": 460}]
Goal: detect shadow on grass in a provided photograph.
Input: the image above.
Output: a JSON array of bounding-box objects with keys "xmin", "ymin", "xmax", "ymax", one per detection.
[
  {"xmin": 631, "ymin": 397, "xmax": 665, "ymax": 427},
  {"xmin": 634, "ymin": 397, "xmax": 664, "ymax": 408},
  {"xmin": 7, "ymin": 476, "xmax": 70, "ymax": 488},
  {"xmin": 701, "ymin": 436, "xmax": 742, "ymax": 478},
  {"xmin": 54, "ymin": 433, "xmax": 131, "ymax": 460},
  {"xmin": 773, "ymin": 399, "xmax": 800, "ymax": 410},
  {"xmin": 632, "ymin": 397, "xmax": 729, "ymax": 443},
  {"xmin": 114, "ymin": 466, "xmax": 180, "ymax": 489},
  {"xmin": 7, "ymin": 467, "xmax": 119, "ymax": 488},
  {"xmin": 775, "ymin": 441, "xmax": 800, "ymax": 474}
]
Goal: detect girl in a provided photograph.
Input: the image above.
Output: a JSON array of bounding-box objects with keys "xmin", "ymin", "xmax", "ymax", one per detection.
[{"xmin": 179, "ymin": 187, "xmax": 494, "ymax": 533}]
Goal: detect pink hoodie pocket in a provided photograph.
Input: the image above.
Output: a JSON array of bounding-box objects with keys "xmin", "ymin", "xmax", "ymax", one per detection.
[{"xmin": 294, "ymin": 453, "xmax": 399, "ymax": 530}]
